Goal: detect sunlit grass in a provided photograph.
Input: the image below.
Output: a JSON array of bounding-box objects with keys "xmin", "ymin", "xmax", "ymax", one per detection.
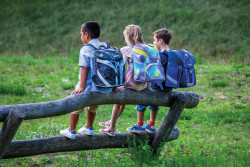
[{"xmin": 0, "ymin": 56, "xmax": 249, "ymax": 166}]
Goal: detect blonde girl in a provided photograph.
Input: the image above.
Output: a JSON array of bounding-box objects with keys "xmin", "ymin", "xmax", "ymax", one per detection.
[{"xmin": 99, "ymin": 25, "xmax": 150, "ymax": 136}]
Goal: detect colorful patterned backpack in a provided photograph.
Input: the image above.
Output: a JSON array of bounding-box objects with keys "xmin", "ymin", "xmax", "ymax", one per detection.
[{"xmin": 132, "ymin": 44, "xmax": 165, "ymax": 82}]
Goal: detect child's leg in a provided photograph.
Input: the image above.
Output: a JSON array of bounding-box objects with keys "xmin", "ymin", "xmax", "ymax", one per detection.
[
  {"xmin": 69, "ymin": 107, "xmax": 84, "ymax": 131},
  {"xmin": 137, "ymin": 111, "xmax": 144, "ymax": 124},
  {"xmin": 110, "ymin": 104, "xmax": 122, "ymax": 129},
  {"xmin": 99, "ymin": 104, "xmax": 119, "ymax": 136},
  {"xmin": 148, "ymin": 106, "xmax": 159, "ymax": 125},
  {"xmin": 150, "ymin": 110, "xmax": 158, "ymax": 123},
  {"xmin": 145, "ymin": 106, "xmax": 159, "ymax": 134},
  {"xmin": 60, "ymin": 108, "xmax": 84, "ymax": 139},
  {"xmin": 136, "ymin": 105, "xmax": 147, "ymax": 125},
  {"xmin": 70, "ymin": 113, "xmax": 79, "ymax": 131},
  {"xmin": 99, "ymin": 104, "xmax": 125, "ymax": 128},
  {"xmin": 86, "ymin": 106, "xmax": 98, "ymax": 128},
  {"xmin": 118, "ymin": 104, "xmax": 125, "ymax": 117}
]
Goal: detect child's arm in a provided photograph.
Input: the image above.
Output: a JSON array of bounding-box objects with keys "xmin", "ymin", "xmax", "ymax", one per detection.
[{"xmin": 71, "ymin": 66, "xmax": 89, "ymax": 94}]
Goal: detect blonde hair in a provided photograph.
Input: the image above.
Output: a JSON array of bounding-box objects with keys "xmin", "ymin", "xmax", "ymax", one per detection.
[{"xmin": 123, "ymin": 24, "xmax": 144, "ymax": 46}]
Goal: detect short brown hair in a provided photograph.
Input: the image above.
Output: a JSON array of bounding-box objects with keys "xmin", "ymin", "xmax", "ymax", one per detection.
[
  {"xmin": 153, "ymin": 28, "xmax": 172, "ymax": 45},
  {"xmin": 123, "ymin": 25, "xmax": 144, "ymax": 46}
]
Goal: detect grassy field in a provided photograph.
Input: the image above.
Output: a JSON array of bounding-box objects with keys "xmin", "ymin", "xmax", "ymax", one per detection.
[
  {"xmin": 0, "ymin": 0, "xmax": 249, "ymax": 63},
  {"xmin": 0, "ymin": 0, "xmax": 249, "ymax": 165},
  {"xmin": 0, "ymin": 55, "xmax": 249, "ymax": 166}
]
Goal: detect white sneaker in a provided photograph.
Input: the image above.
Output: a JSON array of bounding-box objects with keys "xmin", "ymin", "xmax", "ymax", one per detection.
[
  {"xmin": 60, "ymin": 128, "xmax": 76, "ymax": 139},
  {"xmin": 78, "ymin": 125, "xmax": 94, "ymax": 135}
]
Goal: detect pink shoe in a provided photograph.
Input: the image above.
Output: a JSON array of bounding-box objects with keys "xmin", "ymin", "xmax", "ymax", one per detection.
[
  {"xmin": 99, "ymin": 127, "xmax": 115, "ymax": 136},
  {"xmin": 98, "ymin": 120, "xmax": 111, "ymax": 127}
]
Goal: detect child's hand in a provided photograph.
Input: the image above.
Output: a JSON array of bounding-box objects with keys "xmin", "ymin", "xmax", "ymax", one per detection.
[
  {"xmin": 113, "ymin": 86, "xmax": 123, "ymax": 94},
  {"xmin": 71, "ymin": 87, "xmax": 84, "ymax": 94},
  {"xmin": 113, "ymin": 87, "xmax": 120, "ymax": 94}
]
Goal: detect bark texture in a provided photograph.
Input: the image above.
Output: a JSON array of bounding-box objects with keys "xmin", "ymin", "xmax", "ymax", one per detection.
[
  {"xmin": 0, "ymin": 89, "xmax": 199, "ymax": 121},
  {"xmin": 151, "ymin": 94, "xmax": 187, "ymax": 154},
  {"xmin": 0, "ymin": 111, "xmax": 24, "ymax": 158},
  {"xmin": 3, "ymin": 127, "xmax": 179, "ymax": 159}
]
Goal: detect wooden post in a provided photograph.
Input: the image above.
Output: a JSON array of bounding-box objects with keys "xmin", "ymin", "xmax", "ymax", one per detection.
[
  {"xmin": 151, "ymin": 94, "xmax": 187, "ymax": 155},
  {"xmin": 0, "ymin": 110, "xmax": 25, "ymax": 159}
]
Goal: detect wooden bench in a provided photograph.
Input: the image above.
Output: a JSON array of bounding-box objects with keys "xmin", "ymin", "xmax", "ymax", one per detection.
[{"xmin": 0, "ymin": 89, "xmax": 199, "ymax": 159}]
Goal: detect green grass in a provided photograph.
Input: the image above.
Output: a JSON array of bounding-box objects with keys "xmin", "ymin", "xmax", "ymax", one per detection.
[
  {"xmin": 0, "ymin": 84, "xmax": 26, "ymax": 96},
  {"xmin": 0, "ymin": 0, "xmax": 249, "ymax": 63},
  {"xmin": 0, "ymin": 55, "xmax": 249, "ymax": 166},
  {"xmin": 209, "ymin": 80, "xmax": 228, "ymax": 87}
]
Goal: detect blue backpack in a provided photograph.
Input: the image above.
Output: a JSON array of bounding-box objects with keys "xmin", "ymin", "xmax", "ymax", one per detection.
[
  {"xmin": 160, "ymin": 49, "xmax": 196, "ymax": 88},
  {"xmin": 85, "ymin": 43, "xmax": 126, "ymax": 88},
  {"xmin": 132, "ymin": 44, "xmax": 165, "ymax": 82}
]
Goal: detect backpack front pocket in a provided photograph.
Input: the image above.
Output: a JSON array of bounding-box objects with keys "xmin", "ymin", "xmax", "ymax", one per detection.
[
  {"xmin": 93, "ymin": 59, "xmax": 117, "ymax": 87},
  {"xmin": 180, "ymin": 68, "xmax": 196, "ymax": 87},
  {"xmin": 145, "ymin": 63, "xmax": 165, "ymax": 82},
  {"xmin": 133, "ymin": 62, "xmax": 146, "ymax": 82},
  {"xmin": 165, "ymin": 63, "xmax": 182, "ymax": 88}
]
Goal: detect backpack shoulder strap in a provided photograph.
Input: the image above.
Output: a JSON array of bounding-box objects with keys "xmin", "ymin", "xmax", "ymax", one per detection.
[
  {"xmin": 105, "ymin": 42, "xmax": 110, "ymax": 48},
  {"xmin": 82, "ymin": 43, "xmax": 98, "ymax": 50},
  {"xmin": 159, "ymin": 50, "xmax": 169, "ymax": 66},
  {"xmin": 83, "ymin": 42, "xmax": 110, "ymax": 50}
]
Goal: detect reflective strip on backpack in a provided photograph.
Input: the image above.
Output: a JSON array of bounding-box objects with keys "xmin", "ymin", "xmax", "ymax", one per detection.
[
  {"xmin": 96, "ymin": 59, "xmax": 117, "ymax": 73},
  {"xmin": 167, "ymin": 75, "xmax": 177, "ymax": 85},
  {"xmin": 97, "ymin": 70, "xmax": 111, "ymax": 87},
  {"xmin": 132, "ymin": 48, "xmax": 149, "ymax": 57},
  {"xmin": 187, "ymin": 83, "xmax": 194, "ymax": 87}
]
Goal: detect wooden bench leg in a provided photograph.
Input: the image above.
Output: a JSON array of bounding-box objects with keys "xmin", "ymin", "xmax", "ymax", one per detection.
[
  {"xmin": 0, "ymin": 110, "xmax": 25, "ymax": 159},
  {"xmin": 151, "ymin": 94, "xmax": 187, "ymax": 155}
]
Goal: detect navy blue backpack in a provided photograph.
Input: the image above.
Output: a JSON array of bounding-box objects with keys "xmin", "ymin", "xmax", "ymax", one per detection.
[
  {"xmin": 160, "ymin": 49, "xmax": 196, "ymax": 88},
  {"xmin": 85, "ymin": 43, "xmax": 126, "ymax": 88}
]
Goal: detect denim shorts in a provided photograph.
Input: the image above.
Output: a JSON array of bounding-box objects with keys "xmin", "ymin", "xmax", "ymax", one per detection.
[
  {"xmin": 135, "ymin": 83, "xmax": 173, "ymax": 112},
  {"xmin": 135, "ymin": 105, "xmax": 159, "ymax": 112}
]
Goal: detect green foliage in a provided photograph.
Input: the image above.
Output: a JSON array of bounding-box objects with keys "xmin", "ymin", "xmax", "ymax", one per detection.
[
  {"xmin": 207, "ymin": 108, "xmax": 249, "ymax": 124},
  {"xmin": 193, "ymin": 53, "xmax": 205, "ymax": 65},
  {"xmin": 0, "ymin": 84, "xmax": 26, "ymax": 96},
  {"xmin": 209, "ymin": 80, "xmax": 228, "ymax": 87},
  {"xmin": 127, "ymin": 137, "xmax": 156, "ymax": 166},
  {"xmin": 0, "ymin": 0, "xmax": 249, "ymax": 63}
]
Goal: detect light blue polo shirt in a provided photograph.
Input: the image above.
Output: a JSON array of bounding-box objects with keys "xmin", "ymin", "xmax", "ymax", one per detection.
[{"xmin": 77, "ymin": 39, "xmax": 113, "ymax": 93}]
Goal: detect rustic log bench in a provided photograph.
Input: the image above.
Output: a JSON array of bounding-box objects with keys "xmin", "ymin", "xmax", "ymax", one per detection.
[{"xmin": 0, "ymin": 89, "xmax": 199, "ymax": 159}]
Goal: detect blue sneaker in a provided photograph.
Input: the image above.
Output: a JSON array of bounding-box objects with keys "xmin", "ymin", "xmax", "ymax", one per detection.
[
  {"xmin": 60, "ymin": 128, "xmax": 76, "ymax": 139},
  {"xmin": 145, "ymin": 123, "xmax": 156, "ymax": 134},
  {"xmin": 126, "ymin": 124, "xmax": 146, "ymax": 134}
]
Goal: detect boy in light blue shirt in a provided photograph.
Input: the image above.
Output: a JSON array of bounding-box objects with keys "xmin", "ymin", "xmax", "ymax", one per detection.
[{"xmin": 60, "ymin": 21, "xmax": 112, "ymax": 139}]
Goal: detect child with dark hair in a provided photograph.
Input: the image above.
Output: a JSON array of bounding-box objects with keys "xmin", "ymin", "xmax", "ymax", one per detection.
[{"xmin": 60, "ymin": 21, "xmax": 112, "ymax": 139}]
